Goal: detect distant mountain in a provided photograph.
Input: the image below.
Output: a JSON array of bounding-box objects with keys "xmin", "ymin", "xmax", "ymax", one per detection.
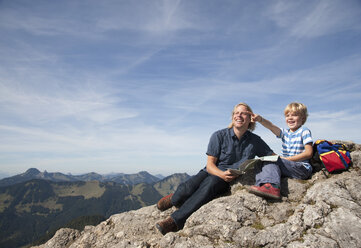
[
  {"xmin": 0, "ymin": 172, "xmax": 190, "ymax": 248},
  {"xmin": 0, "ymin": 168, "xmax": 77, "ymax": 187},
  {"xmin": 155, "ymin": 174, "xmax": 165, "ymax": 179},
  {"xmin": 0, "ymin": 168, "xmax": 172, "ymax": 187},
  {"xmin": 153, "ymin": 173, "xmax": 191, "ymax": 195},
  {"xmin": 110, "ymin": 171, "xmax": 160, "ymax": 185},
  {"xmin": 72, "ymin": 172, "xmax": 106, "ymax": 182}
]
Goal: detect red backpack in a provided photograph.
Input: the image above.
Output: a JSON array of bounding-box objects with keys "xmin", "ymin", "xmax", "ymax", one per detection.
[{"xmin": 311, "ymin": 140, "xmax": 352, "ymax": 173}]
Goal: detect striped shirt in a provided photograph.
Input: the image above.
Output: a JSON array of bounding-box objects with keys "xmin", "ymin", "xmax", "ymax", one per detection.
[{"xmin": 278, "ymin": 126, "xmax": 313, "ymax": 167}]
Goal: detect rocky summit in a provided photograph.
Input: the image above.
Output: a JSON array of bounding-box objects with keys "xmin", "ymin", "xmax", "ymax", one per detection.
[{"xmin": 34, "ymin": 141, "xmax": 361, "ymax": 248}]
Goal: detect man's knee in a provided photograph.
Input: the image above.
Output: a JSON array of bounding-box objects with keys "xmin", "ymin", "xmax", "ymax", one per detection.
[
  {"xmin": 173, "ymin": 171, "xmax": 208, "ymax": 202},
  {"xmin": 204, "ymin": 175, "xmax": 229, "ymax": 194}
]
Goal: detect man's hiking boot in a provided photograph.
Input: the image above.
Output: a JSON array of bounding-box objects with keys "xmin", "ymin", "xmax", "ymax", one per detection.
[
  {"xmin": 156, "ymin": 217, "xmax": 178, "ymax": 235},
  {"xmin": 248, "ymin": 183, "xmax": 281, "ymax": 200},
  {"xmin": 157, "ymin": 193, "xmax": 174, "ymax": 211}
]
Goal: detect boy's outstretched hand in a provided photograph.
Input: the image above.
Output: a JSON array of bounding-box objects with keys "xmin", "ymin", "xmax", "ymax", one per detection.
[
  {"xmin": 248, "ymin": 112, "xmax": 262, "ymax": 123},
  {"xmin": 248, "ymin": 112, "xmax": 281, "ymax": 137}
]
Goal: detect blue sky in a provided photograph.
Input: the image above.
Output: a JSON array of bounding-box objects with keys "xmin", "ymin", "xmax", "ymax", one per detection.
[{"xmin": 0, "ymin": 0, "xmax": 361, "ymax": 177}]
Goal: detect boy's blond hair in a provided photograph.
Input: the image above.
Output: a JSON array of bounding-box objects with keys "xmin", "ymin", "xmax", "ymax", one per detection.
[
  {"xmin": 228, "ymin": 102, "xmax": 256, "ymax": 131},
  {"xmin": 284, "ymin": 102, "xmax": 308, "ymax": 125}
]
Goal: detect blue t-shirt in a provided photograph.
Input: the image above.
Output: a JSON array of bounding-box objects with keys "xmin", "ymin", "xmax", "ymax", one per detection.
[
  {"xmin": 278, "ymin": 126, "xmax": 313, "ymax": 169},
  {"xmin": 206, "ymin": 128, "xmax": 274, "ymax": 171}
]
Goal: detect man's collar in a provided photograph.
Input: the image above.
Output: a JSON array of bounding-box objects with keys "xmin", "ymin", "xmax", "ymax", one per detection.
[
  {"xmin": 230, "ymin": 128, "xmax": 250, "ymax": 139},
  {"xmin": 230, "ymin": 127, "xmax": 236, "ymax": 138}
]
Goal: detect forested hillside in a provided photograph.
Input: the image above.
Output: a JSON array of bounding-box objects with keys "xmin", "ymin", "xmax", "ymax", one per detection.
[{"xmin": 0, "ymin": 172, "xmax": 189, "ymax": 248}]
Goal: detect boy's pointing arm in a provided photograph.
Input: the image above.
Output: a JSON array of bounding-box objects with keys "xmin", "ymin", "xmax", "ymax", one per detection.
[{"xmin": 250, "ymin": 113, "xmax": 281, "ymax": 137}]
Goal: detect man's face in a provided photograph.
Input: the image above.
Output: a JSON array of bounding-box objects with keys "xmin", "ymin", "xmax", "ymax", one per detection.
[{"xmin": 232, "ymin": 105, "xmax": 251, "ymax": 129}]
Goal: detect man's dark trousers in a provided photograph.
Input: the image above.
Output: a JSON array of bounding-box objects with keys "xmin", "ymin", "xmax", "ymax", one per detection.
[{"xmin": 171, "ymin": 170, "xmax": 230, "ymax": 229}]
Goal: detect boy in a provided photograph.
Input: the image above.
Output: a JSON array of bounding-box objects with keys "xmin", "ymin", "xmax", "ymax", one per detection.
[{"xmin": 248, "ymin": 102, "xmax": 313, "ymax": 200}]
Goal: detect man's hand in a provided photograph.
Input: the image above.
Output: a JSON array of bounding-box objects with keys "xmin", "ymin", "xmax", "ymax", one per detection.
[
  {"xmin": 207, "ymin": 155, "xmax": 239, "ymax": 182},
  {"xmin": 222, "ymin": 170, "xmax": 238, "ymax": 182}
]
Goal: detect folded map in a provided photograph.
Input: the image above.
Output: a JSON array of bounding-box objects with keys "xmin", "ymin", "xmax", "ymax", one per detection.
[{"xmin": 228, "ymin": 155, "xmax": 279, "ymax": 176}]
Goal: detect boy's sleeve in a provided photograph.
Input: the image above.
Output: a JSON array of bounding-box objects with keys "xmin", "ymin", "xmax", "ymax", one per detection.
[
  {"xmin": 302, "ymin": 127, "xmax": 313, "ymax": 145},
  {"xmin": 277, "ymin": 128, "xmax": 285, "ymax": 139}
]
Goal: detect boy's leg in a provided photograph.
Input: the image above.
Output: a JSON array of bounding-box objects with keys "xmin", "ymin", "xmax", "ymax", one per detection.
[
  {"xmin": 171, "ymin": 170, "xmax": 209, "ymax": 207},
  {"xmin": 171, "ymin": 174, "xmax": 229, "ymax": 229},
  {"xmin": 277, "ymin": 158, "xmax": 312, "ymax": 180},
  {"xmin": 250, "ymin": 162, "xmax": 281, "ymax": 200},
  {"xmin": 254, "ymin": 162, "xmax": 281, "ymax": 187}
]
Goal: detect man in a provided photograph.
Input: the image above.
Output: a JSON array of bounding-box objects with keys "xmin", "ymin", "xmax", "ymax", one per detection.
[{"xmin": 156, "ymin": 102, "xmax": 274, "ymax": 235}]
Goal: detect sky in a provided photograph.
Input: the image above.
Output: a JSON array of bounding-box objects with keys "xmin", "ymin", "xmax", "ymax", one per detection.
[{"xmin": 0, "ymin": 0, "xmax": 361, "ymax": 177}]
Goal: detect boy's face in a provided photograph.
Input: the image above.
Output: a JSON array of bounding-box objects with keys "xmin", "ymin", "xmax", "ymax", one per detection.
[{"xmin": 285, "ymin": 112, "xmax": 304, "ymax": 132}]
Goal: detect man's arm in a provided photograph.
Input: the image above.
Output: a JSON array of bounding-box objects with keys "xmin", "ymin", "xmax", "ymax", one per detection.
[
  {"xmin": 283, "ymin": 143, "xmax": 313, "ymax": 162},
  {"xmin": 206, "ymin": 155, "xmax": 238, "ymax": 182},
  {"xmin": 251, "ymin": 113, "xmax": 281, "ymax": 137}
]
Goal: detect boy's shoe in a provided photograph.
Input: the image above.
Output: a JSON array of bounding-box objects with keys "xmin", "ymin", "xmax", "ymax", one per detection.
[
  {"xmin": 156, "ymin": 217, "xmax": 178, "ymax": 235},
  {"xmin": 157, "ymin": 193, "xmax": 174, "ymax": 211},
  {"xmin": 248, "ymin": 183, "xmax": 281, "ymax": 200}
]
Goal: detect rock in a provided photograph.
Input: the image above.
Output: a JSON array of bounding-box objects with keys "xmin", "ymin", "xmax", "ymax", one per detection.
[
  {"xmin": 33, "ymin": 141, "xmax": 361, "ymax": 248},
  {"xmin": 37, "ymin": 228, "xmax": 80, "ymax": 248}
]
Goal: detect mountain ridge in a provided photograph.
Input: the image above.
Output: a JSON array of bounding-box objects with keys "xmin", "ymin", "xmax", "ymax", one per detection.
[{"xmin": 0, "ymin": 168, "xmax": 171, "ymax": 187}]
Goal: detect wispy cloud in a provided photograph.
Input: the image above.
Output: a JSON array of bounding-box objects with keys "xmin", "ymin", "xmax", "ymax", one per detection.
[
  {"xmin": 97, "ymin": 0, "xmax": 189, "ymax": 33},
  {"xmin": 268, "ymin": 0, "xmax": 361, "ymax": 38},
  {"xmin": 0, "ymin": 79, "xmax": 137, "ymax": 124}
]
